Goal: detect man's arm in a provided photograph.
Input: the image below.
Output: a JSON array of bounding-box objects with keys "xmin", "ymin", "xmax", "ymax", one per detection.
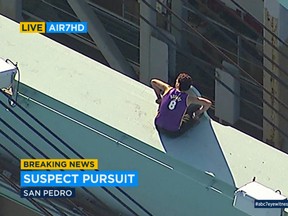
[
  {"xmin": 187, "ymin": 96, "xmax": 212, "ymax": 116},
  {"xmin": 151, "ymin": 79, "xmax": 171, "ymax": 103}
]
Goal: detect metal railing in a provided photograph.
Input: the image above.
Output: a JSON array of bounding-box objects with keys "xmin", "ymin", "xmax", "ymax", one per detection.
[
  {"xmin": 0, "ymin": 87, "xmax": 162, "ymax": 215},
  {"xmin": 23, "ymin": 0, "xmax": 141, "ymax": 66},
  {"xmin": 21, "ymin": 0, "xmax": 288, "ymax": 147},
  {"xmin": 152, "ymin": 0, "xmax": 288, "ymax": 143}
]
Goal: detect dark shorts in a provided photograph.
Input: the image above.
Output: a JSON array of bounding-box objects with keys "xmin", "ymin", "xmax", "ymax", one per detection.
[{"xmin": 155, "ymin": 105, "xmax": 201, "ymax": 138}]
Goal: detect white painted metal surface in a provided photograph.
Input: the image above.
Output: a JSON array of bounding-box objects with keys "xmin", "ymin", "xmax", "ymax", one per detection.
[{"xmin": 1, "ymin": 15, "xmax": 288, "ymax": 200}]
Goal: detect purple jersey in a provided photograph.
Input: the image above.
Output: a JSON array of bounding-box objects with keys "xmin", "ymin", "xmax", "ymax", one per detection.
[{"xmin": 155, "ymin": 88, "xmax": 188, "ymax": 131}]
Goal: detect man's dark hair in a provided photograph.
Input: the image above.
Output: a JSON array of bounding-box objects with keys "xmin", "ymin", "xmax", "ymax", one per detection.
[{"xmin": 177, "ymin": 72, "xmax": 192, "ymax": 91}]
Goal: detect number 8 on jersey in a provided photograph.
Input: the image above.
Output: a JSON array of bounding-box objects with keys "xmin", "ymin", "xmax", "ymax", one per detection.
[{"xmin": 168, "ymin": 100, "xmax": 177, "ymax": 110}]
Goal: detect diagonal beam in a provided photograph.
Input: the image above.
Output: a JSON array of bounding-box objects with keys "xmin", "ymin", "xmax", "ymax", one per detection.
[
  {"xmin": 67, "ymin": 0, "xmax": 137, "ymax": 79},
  {"xmin": 0, "ymin": 0, "xmax": 23, "ymax": 21}
]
